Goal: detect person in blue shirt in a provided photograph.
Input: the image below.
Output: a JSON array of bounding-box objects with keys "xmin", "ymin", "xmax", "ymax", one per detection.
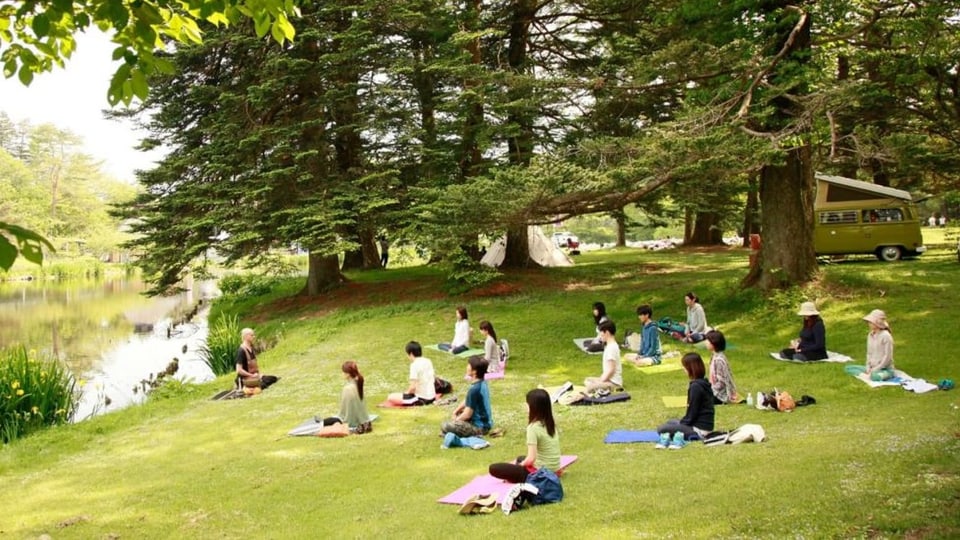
[
  {"xmin": 441, "ymin": 356, "xmax": 493, "ymax": 437},
  {"xmin": 627, "ymin": 304, "xmax": 662, "ymax": 366}
]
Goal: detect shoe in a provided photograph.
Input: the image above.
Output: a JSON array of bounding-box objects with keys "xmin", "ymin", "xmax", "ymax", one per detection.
[
  {"xmin": 470, "ymin": 440, "xmax": 490, "ymax": 450},
  {"xmin": 502, "ymin": 484, "xmax": 523, "ymax": 515},
  {"xmin": 668, "ymin": 432, "xmax": 687, "ymax": 450},
  {"xmin": 655, "ymin": 432, "xmax": 670, "ymax": 449}
]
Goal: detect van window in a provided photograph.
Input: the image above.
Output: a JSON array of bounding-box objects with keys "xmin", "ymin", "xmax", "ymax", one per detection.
[
  {"xmin": 819, "ymin": 211, "xmax": 858, "ymax": 224},
  {"xmin": 862, "ymin": 208, "xmax": 903, "ymax": 223}
]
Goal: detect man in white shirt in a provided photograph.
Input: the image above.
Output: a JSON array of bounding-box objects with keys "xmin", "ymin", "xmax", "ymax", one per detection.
[
  {"xmin": 388, "ymin": 341, "xmax": 437, "ymax": 406},
  {"xmin": 585, "ymin": 320, "xmax": 624, "ymax": 394}
]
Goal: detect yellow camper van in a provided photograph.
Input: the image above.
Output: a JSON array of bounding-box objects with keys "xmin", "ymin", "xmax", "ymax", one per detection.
[{"xmin": 814, "ymin": 173, "xmax": 926, "ymax": 261}]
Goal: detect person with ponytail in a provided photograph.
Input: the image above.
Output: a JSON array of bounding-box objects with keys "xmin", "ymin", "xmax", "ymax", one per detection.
[
  {"xmin": 320, "ymin": 361, "xmax": 373, "ymax": 434},
  {"xmin": 489, "ymin": 388, "xmax": 561, "ymax": 483},
  {"xmin": 479, "ymin": 320, "xmax": 503, "ymax": 373}
]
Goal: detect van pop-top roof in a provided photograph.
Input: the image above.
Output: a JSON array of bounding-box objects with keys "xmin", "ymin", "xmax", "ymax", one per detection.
[{"xmin": 815, "ymin": 173, "xmax": 913, "ymax": 203}]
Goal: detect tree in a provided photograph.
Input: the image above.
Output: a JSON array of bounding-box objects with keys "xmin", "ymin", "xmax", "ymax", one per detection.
[{"xmin": 1, "ymin": 0, "xmax": 298, "ymax": 104}]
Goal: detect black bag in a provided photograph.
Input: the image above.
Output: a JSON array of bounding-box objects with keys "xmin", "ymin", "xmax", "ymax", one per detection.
[{"xmin": 434, "ymin": 377, "xmax": 453, "ymax": 395}]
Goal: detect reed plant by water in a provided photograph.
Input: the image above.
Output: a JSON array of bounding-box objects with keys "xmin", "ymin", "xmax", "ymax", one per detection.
[
  {"xmin": 0, "ymin": 346, "xmax": 79, "ymax": 443},
  {"xmin": 199, "ymin": 313, "xmax": 241, "ymax": 376}
]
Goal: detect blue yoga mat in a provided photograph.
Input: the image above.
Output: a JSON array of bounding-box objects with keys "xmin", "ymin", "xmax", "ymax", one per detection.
[
  {"xmin": 604, "ymin": 430, "xmax": 661, "ymax": 443},
  {"xmin": 604, "ymin": 429, "xmax": 701, "ymax": 443}
]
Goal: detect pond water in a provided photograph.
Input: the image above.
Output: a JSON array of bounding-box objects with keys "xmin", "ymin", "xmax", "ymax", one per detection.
[{"xmin": 0, "ymin": 276, "xmax": 218, "ymax": 420}]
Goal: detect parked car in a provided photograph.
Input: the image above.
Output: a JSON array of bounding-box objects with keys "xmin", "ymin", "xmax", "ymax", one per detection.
[{"xmin": 552, "ymin": 232, "xmax": 581, "ymax": 254}]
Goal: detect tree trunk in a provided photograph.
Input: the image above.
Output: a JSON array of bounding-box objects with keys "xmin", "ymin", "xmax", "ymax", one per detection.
[
  {"xmin": 614, "ymin": 208, "xmax": 627, "ymax": 247},
  {"xmin": 500, "ymin": 225, "xmax": 540, "ymax": 268},
  {"xmin": 301, "ymin": 252, "xmax": 345, "ymax": 296},
  {"xmin": 341, "ymin": 226, "xmax": 380, "ymax": 270},
  {"xmin": 500, "ymin": 0, "xmax": 539, "ymax": 268},
  {"xmin": 741, "ymin": 173, "xmax": 760, "ymax": 247},
  {"xmin": 688, "ymin": 211, "xmax": 723, "ymax": 245},
  {"xmin": 742, "ymin": 145, "xmax": 818, "ymax": 290}
]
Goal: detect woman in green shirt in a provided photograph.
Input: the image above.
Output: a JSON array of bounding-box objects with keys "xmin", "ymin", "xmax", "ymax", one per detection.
[
  {"xmin": 489, "ymin": 388, "xmax": 560, "ymax": 483},
  {"xmin": 321, "ymin": 361, "xmax": 372, "ymax": 434}
]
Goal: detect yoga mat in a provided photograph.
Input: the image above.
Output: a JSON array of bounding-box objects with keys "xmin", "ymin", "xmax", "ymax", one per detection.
[
  {"xmin": 628, "ymin": 358, "xmax": 684, "ymax": 374},
  {"xmin": 437, "ymin": 455, "xmax": 579, "ymax": 505},
  {"xmin": 568, "ymin": 392, "xmax": 631, "ymax": 406},
  {"xmin": 769, "ymin": 351, "xmax": 854, "ymax": 363},
  {"xmin": 425, "ymin": 344, "xmax": 486, "ymax": 358},
  {"xmin": 661, "ymin": 395, "xmax": 687, "ymax": 408},
  {"xmin": 210, "ymin": 389, "xmax": 245, "ymax": 401},
  {"xmin": 288, "ymin": 415, "xmax": 379, "ymax": 436},
  {"xmin": 573, "ymin": 338, "xmax": 603, "ymax": 355},
  {"xmin": 604, "ymin": 430, "xmax": 701, "ymax": 444},
  {"xmin": 854, "ymin": 369, "xmax": 912, "ymax": 388},
  {"xmin": 604, "ymin": 430, "xmax": 661, "ymax": 443},
  {"xmin": 464, "ymin": 362, "xmax": 506, "ymax": 381}
]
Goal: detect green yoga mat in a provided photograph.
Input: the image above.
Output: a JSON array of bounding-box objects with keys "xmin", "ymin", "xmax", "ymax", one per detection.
[
  {"xmin": 661, "ymin": 395, "xmax": 687, "ymax": 408},
  {"xmin": 424, "ymin": 344, "xmax": 485, "ymax": 358},
  {"xmin": 626, "ymin": 357, "xmax": 685, "ymax": 374}
]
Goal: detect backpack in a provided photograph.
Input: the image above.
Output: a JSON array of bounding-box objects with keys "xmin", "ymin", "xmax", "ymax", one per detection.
[
  {"xmin": 655, "ymin": 317, "xmax": 685, "ymax": 335},
  {"xmin": 525, "ymin": 468, "xmax": 563, "ymax": 505},
  {"xmin": 499, "ymin": 339, "xmax": 510, "ymax": 363},
  {"xmin": 434, "ymin": 377, "xmax": 453, "ymax": 395}
]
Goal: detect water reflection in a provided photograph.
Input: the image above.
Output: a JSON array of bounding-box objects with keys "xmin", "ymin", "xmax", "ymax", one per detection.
[{"xmin": 0, "ymin": 277, "xmax": 218, "ymax": 419}]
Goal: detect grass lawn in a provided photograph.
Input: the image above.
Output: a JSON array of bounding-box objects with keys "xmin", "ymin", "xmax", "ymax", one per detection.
[{"xmin": 2, "ymin": 242, "xmax": 959, "ymax": 539}]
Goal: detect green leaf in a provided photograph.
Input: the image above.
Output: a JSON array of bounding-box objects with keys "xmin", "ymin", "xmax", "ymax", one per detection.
[
  {"xmin": 19, "ymin": 239, "xmax": 44, "ymax": 265},
  {"xmin": 274, "ymin": 14, "xmax": 294, "ymax": 41},
  {"xmin": 253, "ymin": 13, "xmax": 270, "ymax": 38},
  {"xmin": 270, "ymin": 18, "xmax": 284, "ymax": 44},
  {"xmin": 0, "ymin": 235, "xmax": 16, "ymax": 271},
  {"xmin": 131, "ymin": 67, "xmax": 148, "ymax": 100},
  {"xmin": 31, "ymin": 13, "xmax": 50, "ymax": 37},
  {"xmin": 52, "ymin": 0, "xmax": 72, "ymax": 13},
  {"xmin": 111, "ymin": 46, "xmax": 126, "ymax": 61},
  {"xmin": 17, "ymin": 65, "xmax": 33, "ymax": 85}
]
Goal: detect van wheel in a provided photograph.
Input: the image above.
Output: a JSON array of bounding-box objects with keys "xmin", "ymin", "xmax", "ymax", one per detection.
[{"xmin": 877, "ymin": 246, "xmax": 902, "ymax": 262}]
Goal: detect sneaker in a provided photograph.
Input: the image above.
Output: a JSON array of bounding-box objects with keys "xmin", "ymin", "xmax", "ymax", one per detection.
[
  {"xmin": 501, "ymin": 484, "xmax": 524, "ymax": 515},
  {"xmin": 668, "ymin": 432, "xmax": 687, "ymax": 450},
  {"xmin": 655, "ymin": 432, "xmax": 670, "ymax": 449},
  {"xmin": 470, "ymin": 440, "xmax": 490, "ymax": 450}
]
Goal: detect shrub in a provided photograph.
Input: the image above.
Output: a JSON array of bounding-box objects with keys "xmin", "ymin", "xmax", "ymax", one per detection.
[
  {"xmin": 0, "ymin": 346, "xmax": 79, "ymax": 443},
  {"xmin": 218, "ymin": 274, "xmax": 278, "ymax": 297},
  {"xmin": 199, "ymin": 314, "xmax": 241, "ymax": 376}
]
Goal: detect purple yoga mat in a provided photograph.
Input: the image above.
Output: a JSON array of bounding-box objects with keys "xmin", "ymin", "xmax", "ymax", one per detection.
[{"xmin": 437, "ymin": 455, "xmax": 578, "ymax": 505}]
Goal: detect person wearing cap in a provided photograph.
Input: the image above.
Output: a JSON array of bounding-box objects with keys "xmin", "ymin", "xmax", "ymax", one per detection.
[
  {"xmin": 780, "ymin": 302, "xmax": 828, "ymax": 361},
  {"xmin": 845, "ymin": 310, "xmax": 895, "ymax": 381}
]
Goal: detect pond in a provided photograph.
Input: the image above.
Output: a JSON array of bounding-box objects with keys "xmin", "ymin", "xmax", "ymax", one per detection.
[{"xmin": 0, "ymin": 276, "xmax": 218, "ymax": 420}]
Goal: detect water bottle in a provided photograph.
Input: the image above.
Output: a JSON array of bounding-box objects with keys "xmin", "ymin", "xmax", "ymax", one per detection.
[{"xmin": 746, "ymin": 392, "xmax": 753, "ymax": 407}]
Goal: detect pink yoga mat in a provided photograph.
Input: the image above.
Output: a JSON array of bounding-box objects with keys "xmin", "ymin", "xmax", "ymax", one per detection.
[{"xmin": 437, "ymin": 455, "xmax": 578, "ymax": 505}]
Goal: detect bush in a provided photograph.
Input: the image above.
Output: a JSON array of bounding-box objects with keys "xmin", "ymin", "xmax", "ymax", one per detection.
[
  {"xmin": 0, "ymin": 346, "xmax": 79, "ymax": 443},
  {"xmin": 199, "ymin": 314, "xmax": 241, "ymax": 376},
  {"xmin": 218, "ymin": 274, "xmax": 278, "ymax": 297}
]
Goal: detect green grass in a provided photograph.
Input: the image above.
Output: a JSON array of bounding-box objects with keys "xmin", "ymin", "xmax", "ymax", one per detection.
[{"xmin": 2, "ymin": 246, "xmax": 959, "ymax": 538}]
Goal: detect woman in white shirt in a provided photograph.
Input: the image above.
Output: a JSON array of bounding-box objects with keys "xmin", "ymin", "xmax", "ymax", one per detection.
[{"xmin": 439, "ymin": 306, "xmax": 471, "ymax": 354}]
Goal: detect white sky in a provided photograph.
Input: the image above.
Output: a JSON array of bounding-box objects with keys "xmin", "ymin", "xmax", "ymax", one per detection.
[{"xmin": 0, "ymin": 31, "xmax": 165, "ymax": 183}]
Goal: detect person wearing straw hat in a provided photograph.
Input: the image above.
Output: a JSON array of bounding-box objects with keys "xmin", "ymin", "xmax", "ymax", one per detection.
[
  {"xmin": 780, "ymin": 302, "xmax": 828, "ymax": 361},
  {"xmin": 845, "ymin": 310, "xmax": 896, "ymax": 381}
]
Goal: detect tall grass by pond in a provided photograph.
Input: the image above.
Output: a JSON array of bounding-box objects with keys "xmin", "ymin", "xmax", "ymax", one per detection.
[
  {"xmin": 199, "ymin": 313, "xmax": 241, "ymax": 376},
  {"xmin": 0, "ymin": 346, "xmax": 79, "ymax": 443}
]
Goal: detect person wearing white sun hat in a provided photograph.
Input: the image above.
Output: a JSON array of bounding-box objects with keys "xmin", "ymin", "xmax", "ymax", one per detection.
[
  {"xmin": 844, "ymin": 310, "xmax": 895, "ymax": 381},
  {"xmin": 779, "ymin": 301, "xmax": 828, "ymax": 361}
]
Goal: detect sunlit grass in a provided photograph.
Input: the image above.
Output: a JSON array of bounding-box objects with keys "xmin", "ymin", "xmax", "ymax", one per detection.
[{"xmin": 1, "ymin": 247, "xmax": 958, "ymax": 538}]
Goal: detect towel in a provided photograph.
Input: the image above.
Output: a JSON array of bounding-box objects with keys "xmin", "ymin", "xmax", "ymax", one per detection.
[{"xmin": 854, "ymin": 369, "xmax": 913, "ymax": 388}]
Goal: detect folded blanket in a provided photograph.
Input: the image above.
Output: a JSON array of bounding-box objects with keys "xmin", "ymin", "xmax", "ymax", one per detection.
[{"xmin": 769, "ymin": 351, "xmax": 854, "ymax": 363}]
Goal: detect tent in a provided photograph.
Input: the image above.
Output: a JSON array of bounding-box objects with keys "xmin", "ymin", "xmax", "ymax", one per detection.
[{"xmin": 481, "ymin": 226, "xmax": 574, "ymax": 268}]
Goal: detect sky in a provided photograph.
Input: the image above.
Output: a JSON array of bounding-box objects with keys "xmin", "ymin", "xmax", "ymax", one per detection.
[{"xmin": 0, "ymin": 31, "xmax": 166, "ymax": 183}]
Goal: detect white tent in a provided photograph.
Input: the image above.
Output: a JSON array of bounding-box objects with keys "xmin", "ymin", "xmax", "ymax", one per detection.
[{"xmin": 481, "ymin": 226, "xmax": 574, "ymax": 268}]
